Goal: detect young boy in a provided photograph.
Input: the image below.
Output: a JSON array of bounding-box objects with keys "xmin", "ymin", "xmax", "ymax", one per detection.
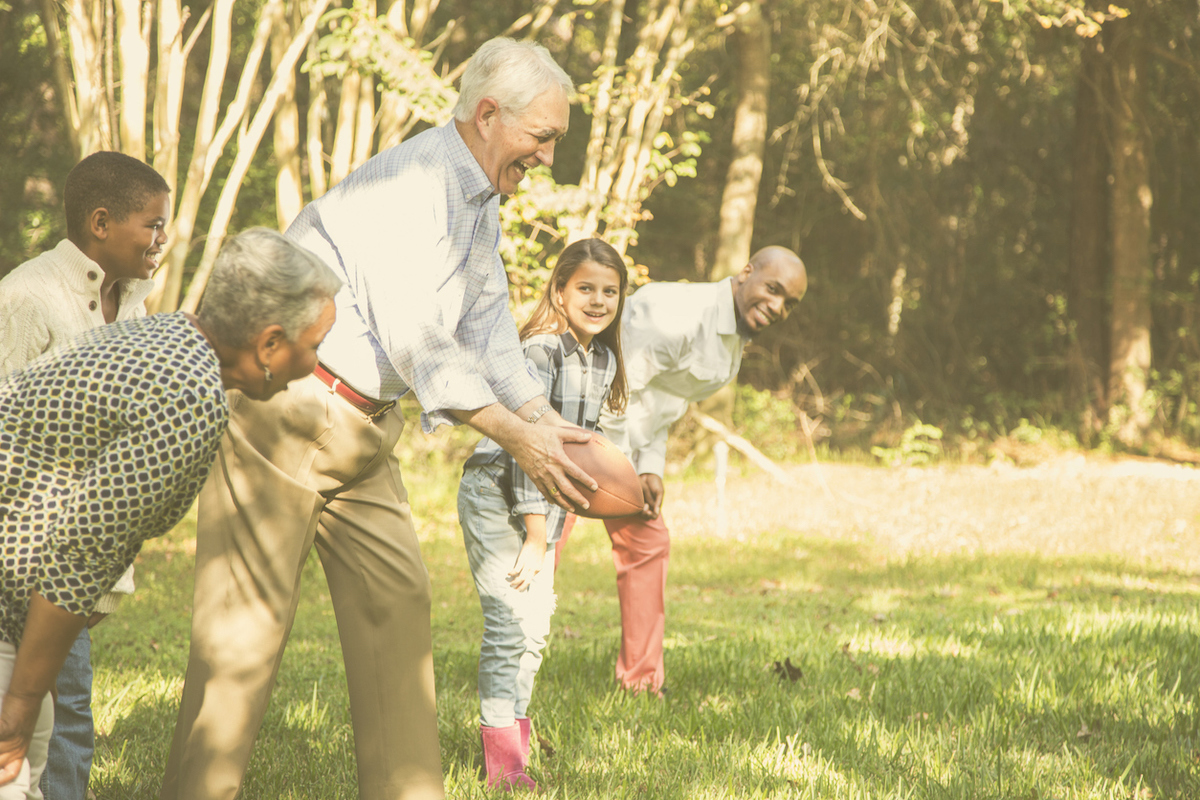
[{"xmin": 0, "ymin": 150, "xmax": 170, "ymax": 799}]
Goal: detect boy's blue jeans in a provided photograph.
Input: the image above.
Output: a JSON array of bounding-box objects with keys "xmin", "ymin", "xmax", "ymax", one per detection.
[
  {"xmin": 458, "ymin": 466, "xmax": 557, "ymax": 728},
  {"xmin": 41, "ymin": 628, "xmax": 93, "ymax": 800}
]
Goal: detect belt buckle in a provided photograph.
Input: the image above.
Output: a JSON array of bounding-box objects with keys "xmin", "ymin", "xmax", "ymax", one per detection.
[{"xmin": 367, "ymin": 400, "xmax": 396, "ymax": 421}]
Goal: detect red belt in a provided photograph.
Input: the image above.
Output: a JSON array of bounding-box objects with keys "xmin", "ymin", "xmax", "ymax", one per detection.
[{"xmin": 313, "ymin": 363, "xmax": 396, "ymax": 419}]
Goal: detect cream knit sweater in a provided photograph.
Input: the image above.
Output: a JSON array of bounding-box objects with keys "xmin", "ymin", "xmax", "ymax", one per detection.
[{"xmin": 0, "ymin": 238, "xmax": 157, "ymax": 612}]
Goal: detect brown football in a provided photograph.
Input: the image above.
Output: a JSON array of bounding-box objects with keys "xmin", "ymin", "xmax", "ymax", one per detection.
[{"xmin": 563, "ymin": 435, "xmax": 644, "ymax": 519}]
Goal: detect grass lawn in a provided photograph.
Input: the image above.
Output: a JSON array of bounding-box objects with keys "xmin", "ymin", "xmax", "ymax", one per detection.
[{"xmin": 89, "ymin": 457, "xmax": 1200, "ymax": 799}]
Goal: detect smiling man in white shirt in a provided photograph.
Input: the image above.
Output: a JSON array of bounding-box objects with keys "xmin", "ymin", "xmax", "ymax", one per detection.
[{"xmin": 572, "ymin": 245, "xmax": 807, "ymax": 694}]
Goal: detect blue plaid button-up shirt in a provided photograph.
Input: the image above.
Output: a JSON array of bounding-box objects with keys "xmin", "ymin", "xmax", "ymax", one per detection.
[
  {"xmin": 465, "ymin": 332, "xmax": 617, "ymax": 543},
  {"xmin": 287, "ymin": 121, "xmax": 545, "ymax": 432}
]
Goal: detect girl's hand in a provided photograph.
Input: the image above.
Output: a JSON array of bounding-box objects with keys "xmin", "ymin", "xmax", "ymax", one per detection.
[{"xmin": 507, "ymin": 537, "xmax": 547, "ymax": 592}]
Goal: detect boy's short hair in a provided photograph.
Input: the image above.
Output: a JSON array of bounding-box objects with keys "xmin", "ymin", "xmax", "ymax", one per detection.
[{"xmin": 64, "ymin": 152, "xmax": 170, "ymax": 240}]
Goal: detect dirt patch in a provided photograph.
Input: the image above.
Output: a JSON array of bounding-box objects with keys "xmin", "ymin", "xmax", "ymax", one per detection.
[{"xmin": 666, "ymin": 455, "xmax": 1200, "ymax": 571}]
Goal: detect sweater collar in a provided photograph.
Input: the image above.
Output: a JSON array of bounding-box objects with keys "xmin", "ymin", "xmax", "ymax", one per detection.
[{"xmin": 54, "ymin": 239, "xmax": 156, "ymax": 307}]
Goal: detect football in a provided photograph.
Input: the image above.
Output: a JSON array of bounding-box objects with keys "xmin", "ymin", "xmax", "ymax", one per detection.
[{"xmin": 563, "ymin": 435, "xmax": 644, "ymax": 519}]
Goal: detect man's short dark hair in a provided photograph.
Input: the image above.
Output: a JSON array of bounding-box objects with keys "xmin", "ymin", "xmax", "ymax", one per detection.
[{"xmin": 64, "ymin": 151, "xmax": 170, "ymax": 240}]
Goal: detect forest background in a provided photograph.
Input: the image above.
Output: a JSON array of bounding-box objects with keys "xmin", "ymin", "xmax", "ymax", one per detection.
[{"xmin": 1, "ymin": 0, "xmax": 1197, "ymax": 462}]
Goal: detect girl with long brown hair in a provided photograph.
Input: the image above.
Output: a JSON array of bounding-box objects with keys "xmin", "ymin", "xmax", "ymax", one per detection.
[{"xmin": 457, "ymin": 238, "xmax": 629, "ymax": 789}]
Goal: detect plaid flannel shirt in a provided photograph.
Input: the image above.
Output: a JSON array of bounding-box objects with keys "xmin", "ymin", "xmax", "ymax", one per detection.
[{"xmin": 465, "ymin": 333, "xmax": 616, "ymax": 543}]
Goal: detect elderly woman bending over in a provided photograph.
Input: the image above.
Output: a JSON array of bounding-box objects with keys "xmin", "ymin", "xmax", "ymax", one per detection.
[{"xmin": 0, "ymin": 228, "xmax": 340, "ymax": 794}]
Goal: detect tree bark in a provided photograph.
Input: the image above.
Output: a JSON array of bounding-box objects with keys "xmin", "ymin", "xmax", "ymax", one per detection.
[
  {"xmin": 38, "ymin": 0, "xmax": 82, "ymax": 158},
  {"xmin": 1105, "ymin": 14, "xmax": 1153, "ymax": 445},
  {"xmin": 272, "ymin": 1, "xmax": 304, "ymax": 230},
  {"xmin": 113, "ymin": 0, "xmax": 148, "ymax": 157},
  {"xmin": 329, "ymin": 71, "xmax": 362, "ymax": 186},
  {"xmin": 149, "ymin": 0, "xmax": 236, "ymax": 312},
  {"xmin": 1066, "ymin": 32, "xmax": 1109, "ymax": 423},
  {"xmin": 64, "ymin": 0, "xmax": 113, "ymax": 156},
  {"xmin": 180, "ymin": 0, "xmax": 332, "ymax": 312},
  {"xmin": 152, "ymin": 0, "xmax": 190, "ymax": 198},
  {"xmin": 306, "ymin": 31, "xmax": 329, "ymax": 201},
  {"xmin": 711, "ymin": 0, "xmax": 769, "ymax": 280}
]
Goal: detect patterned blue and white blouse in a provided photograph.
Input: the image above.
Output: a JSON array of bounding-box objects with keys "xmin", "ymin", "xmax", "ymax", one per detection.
[
  {"xmin": 0, "ymin": 312, "xmax": 229, "ymax": 645},
  {"xmin": 464, "ymin": 332, "xmax": 617, "ymax": 544}
]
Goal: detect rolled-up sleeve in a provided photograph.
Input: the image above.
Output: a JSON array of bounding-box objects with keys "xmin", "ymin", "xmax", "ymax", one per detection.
[{"xmin": 421, "ymin": 257, "xmax": 544, "ymax": 431}]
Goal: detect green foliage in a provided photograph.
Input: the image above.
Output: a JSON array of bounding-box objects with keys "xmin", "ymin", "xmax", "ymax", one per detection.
[
  {"xmin": 871, "ymin": 421, "xmax": 944, "ymax": 466},
  {"xmin": 732, "ymin": 384, "xmax": 804, "ymax": 461},
  {"xmin": 305, "ymin": 2, "xmax": 456, "ymax": 127},
  {"xmin": 5, "ymin": 0, "xmax": 1200, "ymax": 448},
  {"xmin": 0, "ymin": 2, "xmax": 72, "ymax": 277}
]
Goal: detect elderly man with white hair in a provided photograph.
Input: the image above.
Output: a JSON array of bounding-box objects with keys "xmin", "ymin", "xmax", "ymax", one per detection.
[{"xmin": 160, "ymin": 37, "xmax": 595, "ymax": 800}]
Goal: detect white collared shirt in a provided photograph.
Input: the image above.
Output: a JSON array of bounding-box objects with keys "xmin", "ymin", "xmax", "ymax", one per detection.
[
  {"xmin": 601, "ymin": 277, "xmax": 746, "ymax": 477},
  {"xmin": 286, "ymin": 121, "xmax": 545, "ymax": 432}
]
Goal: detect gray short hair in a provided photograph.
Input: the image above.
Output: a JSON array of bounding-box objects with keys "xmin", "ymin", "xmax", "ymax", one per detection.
[
  {"xmin": 198, "ymin": 228, "xmax": 342, "ymax": 348},
  {"xmin": 453, "ymin": 37, "xmax": 573, "ymax": 123}
]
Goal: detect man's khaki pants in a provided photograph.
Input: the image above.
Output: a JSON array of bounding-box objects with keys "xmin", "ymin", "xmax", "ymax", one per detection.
[{"xmin": 160, "ymin": 375, "xmax": 444, "ymax": 800}]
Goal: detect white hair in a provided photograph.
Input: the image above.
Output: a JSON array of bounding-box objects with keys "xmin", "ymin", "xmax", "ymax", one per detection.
[
  {"xmin": 453, "ymin": 37, "xmax": 573, "ymax": 123},
  {"xmin": 198, "ymin": 228, "xmax": 342, "ymax": 348}
]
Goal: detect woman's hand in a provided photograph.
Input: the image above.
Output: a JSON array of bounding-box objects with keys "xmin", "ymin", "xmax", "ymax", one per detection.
[{"xmin": 0, "ymin": 692, "xmax": 41, "ymax": 785}]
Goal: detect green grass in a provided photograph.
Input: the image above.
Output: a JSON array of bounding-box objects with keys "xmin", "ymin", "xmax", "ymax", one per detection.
[{"xmin": 88, "ymin": 465, "xmax": 1200, "ymax": 799}]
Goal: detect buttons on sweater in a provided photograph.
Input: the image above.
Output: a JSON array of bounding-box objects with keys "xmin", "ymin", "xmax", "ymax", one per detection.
[
  {"xmin": 88, "ymin": 301, "xmax": 97, "ymax": 311},
  {"xmin": 87, "ymin": 271, "xmax": 98, "ymax": 281}
]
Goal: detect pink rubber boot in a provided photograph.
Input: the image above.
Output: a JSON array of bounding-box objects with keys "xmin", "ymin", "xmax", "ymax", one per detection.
[
  {"xmin": 480, "ymin": 723, "xmax": 536, "ymax": 790},
  {"xmin": 517, "ymin": 717, "xmax": 532, "ymax": 765}
]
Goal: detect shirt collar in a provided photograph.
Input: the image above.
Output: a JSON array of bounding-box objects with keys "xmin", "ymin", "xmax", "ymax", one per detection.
[
  {"xmin": 441, "ymin": 121, "xmax": 498, "ymax": 205},
  {"xmin": 715, "ymin": 276, "xmax": 740, "ymax": 338},
  {"xmin": 558, "ymin": 331, "xmax": 583, "ymax": 356}
]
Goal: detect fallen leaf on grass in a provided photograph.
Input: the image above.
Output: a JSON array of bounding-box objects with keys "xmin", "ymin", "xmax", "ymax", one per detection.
[
  {"xmin": 846, "ymin": 688, "xmax": 862, "ymax": 700},
  {"xmin": 772, "ymin": 658, "xmax": 803, "ymax": 682},
  {"xmin": 1076, "ymin": 722, "xmax": 1092, "ymax": 739},
  {"xmin": 537, "ymin": 734, "xmax": 556, "ymax": 757}
]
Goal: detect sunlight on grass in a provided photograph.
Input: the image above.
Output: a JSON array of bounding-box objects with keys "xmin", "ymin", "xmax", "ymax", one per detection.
[{"xmin": 83, "ymin": 459, "xmax": 1200, "ymax": 799}]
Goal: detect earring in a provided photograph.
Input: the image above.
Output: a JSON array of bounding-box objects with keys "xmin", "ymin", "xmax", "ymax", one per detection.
[{"xmin": 263, "ymin": 366, "xmax": 273, "ymax": 384}]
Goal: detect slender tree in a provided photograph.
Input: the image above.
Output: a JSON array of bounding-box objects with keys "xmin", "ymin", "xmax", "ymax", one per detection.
[
  {"xmin": 711, "ymin": 0, "xmax": 770, "ymax": 280},
  {"xmin": 1105, "ymin": 11, "xmax": 1154, "ymax": 444}
]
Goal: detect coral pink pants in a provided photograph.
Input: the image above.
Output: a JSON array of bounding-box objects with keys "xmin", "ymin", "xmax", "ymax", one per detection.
[{"xmin": 556, "ymin": 512, "xmax": 670, "ymax": 692}]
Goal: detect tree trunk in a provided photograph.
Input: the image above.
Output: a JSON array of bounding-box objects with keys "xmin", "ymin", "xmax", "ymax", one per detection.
[
  {"xmin": 180, "ymin": 0, "xmax": 332, "ymax": 312},
  {"xmin": 38, "ymin": 0, "xmax": 82, "ymax": 158},
  {"xmin": 63, "ymin": 0, "xmax": 113, "ymax": 156},
  {"xmin": 711, "ymin": 0, "xmax": 769, "ymax": 280},
  {"xmin": 329, "ymin": 71, "xmax": 362, "ymax": 186},
  {"xmin": 352, "ymin": 74, "xmax": 376, "ymax": 170},
  {"xmin": 272, "ymin": 1, "xmax": 304, "ymax": 230},
  {"xmin": 1066, "ymin": 32, "xmax": 1109, "ymax": 426},
  {"xmin": 1105, "ymin": 14, "xmax": 1153, "ymax": 445},
  {"xmin": 113, "ymin": 0, "xmax": 148, "ymax": 157},
  {"xmin": 152, "ymin": 0, "xmax": 189, "ymax": 197},
  {"xmin": 149, "ymin": 0, "xmax": 236, "ymax": 312},
  {"xmin": 306, "ymin": 31, "xmax": 329, "ymax": 200}
]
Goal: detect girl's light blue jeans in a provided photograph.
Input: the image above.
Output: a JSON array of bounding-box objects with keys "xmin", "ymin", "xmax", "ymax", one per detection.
[{"xmin": 458, "ymin": 466, "xmax": 557, "ymax": 728}]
